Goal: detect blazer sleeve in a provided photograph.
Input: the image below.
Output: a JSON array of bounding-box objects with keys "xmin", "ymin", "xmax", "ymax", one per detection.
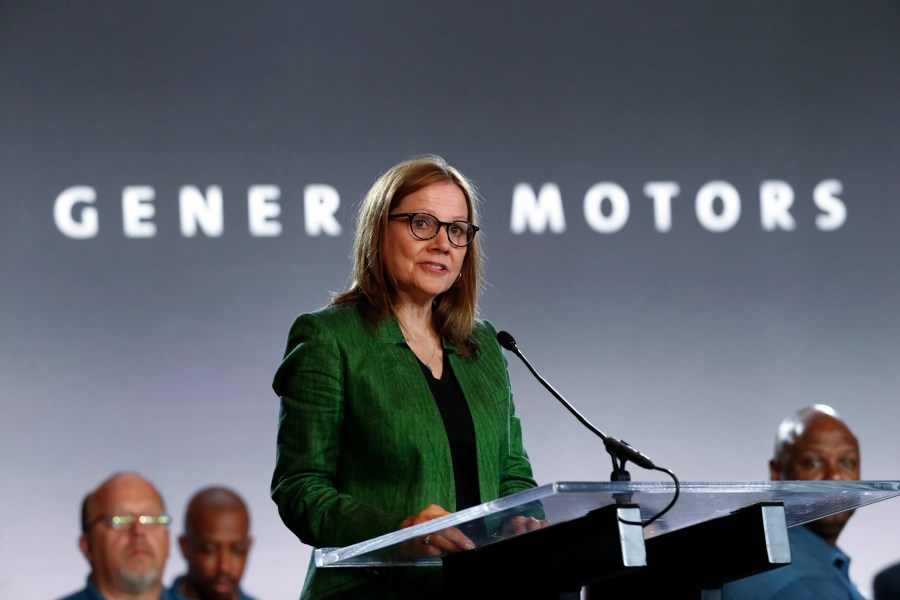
[
  {"xmin": 270, "ymin": 312, "xmax": 406, "ymax": 548},
  {"xmin": 499, "ymin": 391, "xmax": 537, "ymax": 498}
]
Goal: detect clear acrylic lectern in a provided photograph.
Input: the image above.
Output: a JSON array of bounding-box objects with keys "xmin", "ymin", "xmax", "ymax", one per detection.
[{"xmin": 314, "ymin": 480, "xmax": 900, "ymax": 598}]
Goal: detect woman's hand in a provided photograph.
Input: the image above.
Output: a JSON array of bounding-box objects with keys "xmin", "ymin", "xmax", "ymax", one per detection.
[
  {"xmin": 500, "ymin": 515, "xmax": 550, "ymax": 536},
  {"xmin": 398, "ymin": 504, "xmax": 475, "ymax": 556}
]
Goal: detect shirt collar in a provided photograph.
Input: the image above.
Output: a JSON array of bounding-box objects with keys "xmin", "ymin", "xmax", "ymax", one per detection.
[{"xmin": 84, "ymin": 577, "xmax": 106, "ymax": 600}]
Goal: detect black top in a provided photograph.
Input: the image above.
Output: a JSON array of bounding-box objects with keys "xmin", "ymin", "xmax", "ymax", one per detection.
[{"xmin": 418, "ymin": 352, "xmax": 481, "ymax": 510}]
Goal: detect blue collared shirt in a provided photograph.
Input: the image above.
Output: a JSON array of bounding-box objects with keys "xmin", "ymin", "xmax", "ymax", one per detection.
[
  {"xmin": 58, "ymin": 576, "xmax": 178, "ymax": 600},
  {"xmin": 722, "ymin": 525, "xmax": 865, "ymax": 600}
]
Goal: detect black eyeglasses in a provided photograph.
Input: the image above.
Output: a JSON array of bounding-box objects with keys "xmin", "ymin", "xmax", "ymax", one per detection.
[{"xmin": 388, "ymin": 212, "xmax": 479, "ymax": 248}]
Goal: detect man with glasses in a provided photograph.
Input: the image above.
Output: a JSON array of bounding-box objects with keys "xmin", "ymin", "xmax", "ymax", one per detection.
[{"xmin": 60, "ymin": 471, "xmax": 176, "ymax": 600}]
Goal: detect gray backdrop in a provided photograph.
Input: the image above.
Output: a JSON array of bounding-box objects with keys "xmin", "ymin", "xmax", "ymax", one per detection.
[{"xmin": 2, "ymin": 1, "xmax": 899, "ymax": 598}]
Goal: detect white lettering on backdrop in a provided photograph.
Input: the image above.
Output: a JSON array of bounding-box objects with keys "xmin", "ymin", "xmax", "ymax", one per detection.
[
  {"xmin": 510, "ymin": 183, "xmax": 566, "ymax": 234},
  {"xmin": 54, "ymin": 186, "xmax": 98, "ymax": 239},
  {"xmin": 53, "ymin": 184, "xmax": 343, "ymax": 239},
  {"xmin": 248, "ymin": 185, "xmax": 282, "ymax": 237},
  {"xmin": 512, "ymin": 179, "xmax": 846, "ymax": 234},
  {"xmin": 123, "ymin": 186, "xmax": 156, "ymax": 238},
  {"xmin": 53, "ymin": 179, "xmax": 846, "ymax": 238}
]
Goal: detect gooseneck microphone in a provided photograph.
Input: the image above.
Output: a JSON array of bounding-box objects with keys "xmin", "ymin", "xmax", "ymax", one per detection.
[{"xmin": 497, "ymin": 330, "xmax": 655, "ymax": 474}]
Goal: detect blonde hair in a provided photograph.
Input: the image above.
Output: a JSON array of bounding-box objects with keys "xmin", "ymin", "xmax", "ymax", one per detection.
[{"xmin": 333, "ymin": 155, "xmax": 483, "ymax": 356}]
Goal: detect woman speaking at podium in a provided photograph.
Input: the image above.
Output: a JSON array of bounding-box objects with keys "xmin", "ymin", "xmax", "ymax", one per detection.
[{"xmin": 271, "ymin": 155, "xmax": 538, "ymax": 598}]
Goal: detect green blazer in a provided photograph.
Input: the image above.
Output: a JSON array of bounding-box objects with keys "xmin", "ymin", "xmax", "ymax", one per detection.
[{"xmin": 271, "ymin": 303, "xmax": 537, "ymax": 598}]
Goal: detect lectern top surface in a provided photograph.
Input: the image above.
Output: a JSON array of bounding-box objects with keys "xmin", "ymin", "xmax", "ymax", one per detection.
[{"xmin": 314, "ymin": 480, "xmax": 900, "ymax": 568}]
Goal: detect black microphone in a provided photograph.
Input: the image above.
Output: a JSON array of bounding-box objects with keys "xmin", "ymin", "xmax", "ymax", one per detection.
[{"xmin": 497, "ymin": 330, "xmax": 656, "ymax": 472}]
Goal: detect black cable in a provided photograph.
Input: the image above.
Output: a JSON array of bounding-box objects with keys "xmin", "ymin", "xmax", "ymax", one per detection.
[{"xmin": 641, "ymin": 467, "xmax": 680, "ymax": 528}]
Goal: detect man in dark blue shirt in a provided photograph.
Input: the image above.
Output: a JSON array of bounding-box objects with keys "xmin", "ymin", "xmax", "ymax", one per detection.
[{"xmin": 723, "ymin": 405, "xmax": 864, "ymax": 600}]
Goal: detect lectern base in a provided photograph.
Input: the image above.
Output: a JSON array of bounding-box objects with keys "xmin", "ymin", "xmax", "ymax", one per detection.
[
  {"xmin": 443, "ymin": 503, "xmax": 645, "ymax": 598},
  {"xmin": 587, "ymin": 502, "xmax": 790, "ymax": 599}
]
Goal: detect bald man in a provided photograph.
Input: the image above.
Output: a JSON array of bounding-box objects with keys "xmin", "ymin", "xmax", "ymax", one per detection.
[
  {"xmin": 170, "ymin": 487, "xmax": 257, "ymax": 600},
  {"xmin": 723, "ymin": 405, "xmax": 865, "ymax": 600},
  {"xmin": 59, "ymin": 472, "xmax": 176, "ymax": 600}
]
